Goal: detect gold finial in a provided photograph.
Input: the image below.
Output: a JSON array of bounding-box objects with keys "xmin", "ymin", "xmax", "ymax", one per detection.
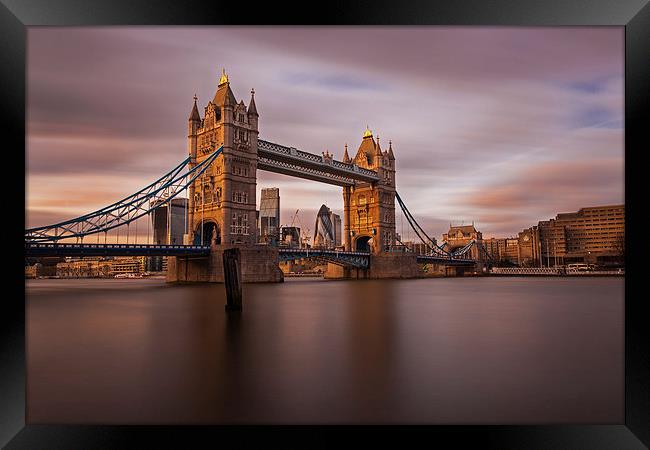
[
  {"xmin": 363, "ymin": 125, "xmax": 372, "ymax": 138},
  {"xmin": 219, "ymin": 68, "xmax": 229, "ymax": 86}
]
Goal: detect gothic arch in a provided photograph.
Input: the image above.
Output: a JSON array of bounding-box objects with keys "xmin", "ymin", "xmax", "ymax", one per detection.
[
  {"xmin": 193, "ymin": 220, "xmax": 221, "ymax": 246},
  {"xmin": 354, "ymin": 235, "xmax": 373, "ymax": 252}
]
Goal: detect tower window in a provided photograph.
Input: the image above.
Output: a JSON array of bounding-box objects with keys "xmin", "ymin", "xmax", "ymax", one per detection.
[
  {"xmin": 383, "ymin": 231, "xmax": 393, "ymax": 249},
  {"xmin": 242, "ymin": 213, "xmax": 249, "ymax": 235},
  {"xmin": 233, "ymin": 164, "xmax": 249, "ymax": 177},
  {"xmin": 231, "ymin": 191, "xmax": 249, "ymax": 204},
  {"xmin": 231, "ymin": 212, "xmax": 249, "ymax": 235},
  {"xmin": 237, "ymin": 129, "xmax": 249, "ymax": 142}
]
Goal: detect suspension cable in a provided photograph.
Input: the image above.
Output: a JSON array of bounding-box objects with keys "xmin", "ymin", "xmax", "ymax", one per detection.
[
  {"xmin": 26, "ymin": 147, "xmax": 222, "ymax": 243},
  {"xmin": 394, "ymin": 192, "xmax": 482, "ymax": 260},
  {"xmin": 395, "ymin": 192, "xmax": 449, "ymax": 257}
]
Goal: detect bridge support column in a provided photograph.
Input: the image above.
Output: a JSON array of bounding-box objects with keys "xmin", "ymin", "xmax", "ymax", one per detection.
[
  {"xmin": 342, "ymin": 187, "xmax": 352, "ymax": 252},
  {"xmin": 223, "ymin": 248, "xmax": 243, "ymax": 311}
]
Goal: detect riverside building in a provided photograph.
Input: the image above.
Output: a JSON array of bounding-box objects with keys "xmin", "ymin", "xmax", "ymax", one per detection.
[
  {"xmin": 482, "ymin": 204, "xmax": 624, "ymax": 267},
  {"xmin": 537, "ymin": 204, "xmax": 624, "ymax": 266}
]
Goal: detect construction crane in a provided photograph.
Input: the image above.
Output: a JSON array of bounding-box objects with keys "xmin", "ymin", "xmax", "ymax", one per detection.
[
  {"xmin": 290, "ymin": 209, "xmax": 311, "ymax": 248},
  {"xmin": 289, "ymin": 209, "xmax": 300, "ymax": 227}
]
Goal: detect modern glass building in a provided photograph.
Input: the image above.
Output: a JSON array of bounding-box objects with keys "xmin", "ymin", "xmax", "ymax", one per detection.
[
  {"xmin": 313, "ymin": 204, "xmax": 342, "ymax": 249},
  {"xmin": 259, "ymin": 187, "xmax": 280, "ymax": 243},
  {"xmin": 151, "ymin": 197, "xmax": 189, "ymax": 245}
]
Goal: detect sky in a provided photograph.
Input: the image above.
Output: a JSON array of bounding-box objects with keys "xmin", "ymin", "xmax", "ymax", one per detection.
[{"xmin": 26, "ymin": 26, "xmax": 624, "ymax": 241}]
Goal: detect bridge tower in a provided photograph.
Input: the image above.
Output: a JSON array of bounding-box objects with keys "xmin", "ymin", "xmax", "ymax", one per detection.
[
  {"xmin": 342, "ymin": 127, "xmax": 396, "ymax": 254},
  {"xmin": 186, "ymin": 70, "xmax": 259, "ymax": 246}
]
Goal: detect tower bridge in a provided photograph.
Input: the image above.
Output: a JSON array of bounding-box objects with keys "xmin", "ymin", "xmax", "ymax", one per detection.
[{"xmin": 25, "ymin": 70, "xmax": 486, "ymax": 281}]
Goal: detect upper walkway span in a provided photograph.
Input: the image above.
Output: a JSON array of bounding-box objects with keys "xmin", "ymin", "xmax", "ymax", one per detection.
[{"xmin": 257, "ymin": 139, "xmax": 379, "ymax": 186}]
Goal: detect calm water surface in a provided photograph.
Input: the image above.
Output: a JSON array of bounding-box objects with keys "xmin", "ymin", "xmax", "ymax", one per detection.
[{"xmin": 26, "ymin": 277, "xmax": 624, "ymax": 424}]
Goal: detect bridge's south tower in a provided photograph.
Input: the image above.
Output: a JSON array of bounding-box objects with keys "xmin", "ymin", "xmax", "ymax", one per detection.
[
  {"xmin": 187, "ymin": 70, "xmax": 259, "ymax": 246},
  {"xmin": 343, "ymin": 127, "xmax": 396, "ymax": 254}
]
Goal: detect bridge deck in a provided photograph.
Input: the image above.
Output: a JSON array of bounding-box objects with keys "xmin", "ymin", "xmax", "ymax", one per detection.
[
  {"xmin": 278, "ymin": 248, "xmax": 371, "ymax": 268},
  {"xmin": 25, "ymin": 243, "xmax": 211, "ymax": 257},
  {"xmin": 416, "ymin": 255, "xmax": 477, "ymax": 266},
  {"xmin": 26, "ymin": 244, "xmax": 478, "ymax": 268}
]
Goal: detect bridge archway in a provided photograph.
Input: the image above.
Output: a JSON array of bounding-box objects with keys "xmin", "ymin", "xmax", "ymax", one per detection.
[
  {"xmin": 355, "ymin": 235, "xmax": 373, "ymax": 252},
  {"xmin": 193, "ymin": 221, "xmax": 220, "ymax": 246}
]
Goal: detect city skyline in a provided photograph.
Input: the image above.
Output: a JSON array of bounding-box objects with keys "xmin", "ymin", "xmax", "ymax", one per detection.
[{"xmin": 26, "ymin": 27, "xmax": 624, "ymax": 239}]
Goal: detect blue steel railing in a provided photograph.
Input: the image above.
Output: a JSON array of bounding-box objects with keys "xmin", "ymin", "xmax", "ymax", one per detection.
[{"xmin": 25, "ymin": 243, "xmax": 211, "ymax": 257}]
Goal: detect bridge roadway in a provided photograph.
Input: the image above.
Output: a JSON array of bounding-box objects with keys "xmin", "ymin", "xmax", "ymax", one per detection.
[
  {"xmin": 278, "ymin": 247, "xmax": 371, "ymax": 268},
  {"xmin": 416, "ymin": 254, "xmax": 478, "ymax": 266},
  {"xmin": 25, "ymin": 243, "xmax": 476, "ymax": 267},
  {"xmin": 25, "ymin": 243, "xmax": 212, "ymax": 257}
]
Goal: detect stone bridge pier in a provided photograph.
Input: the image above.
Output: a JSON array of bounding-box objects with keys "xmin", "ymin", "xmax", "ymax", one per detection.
[
  {"xmin": 324, "ymin": 253, "xmax": 418, "ymax": 279},
  {"xmin": 167, "ymin": 245, "xmax": 284, "ymax": 283}
]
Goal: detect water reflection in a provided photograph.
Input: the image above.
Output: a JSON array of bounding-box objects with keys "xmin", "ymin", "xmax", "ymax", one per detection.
[{"xmin": 26, "ymin": 277, "xmax": 623, "ymax": 424}]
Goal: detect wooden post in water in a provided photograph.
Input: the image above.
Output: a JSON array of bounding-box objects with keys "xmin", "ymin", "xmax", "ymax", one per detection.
[{"xmin": 223, "ymin": 248, "xmax": 242, "ymax": 311}]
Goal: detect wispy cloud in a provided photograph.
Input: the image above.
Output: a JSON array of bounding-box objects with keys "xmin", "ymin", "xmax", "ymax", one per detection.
[{"xmin": 282, "ymin": 72, "xmax": 385, "ymax": 92}]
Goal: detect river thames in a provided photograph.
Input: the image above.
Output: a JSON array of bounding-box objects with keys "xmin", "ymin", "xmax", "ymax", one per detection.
[{"xmin": 26, "ymin": 276, "xmax": 623, "ymax": 424}]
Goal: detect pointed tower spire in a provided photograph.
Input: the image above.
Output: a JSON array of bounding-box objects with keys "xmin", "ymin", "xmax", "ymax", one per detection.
[
  {"xmin": 248, "ymin": 88, "xmax": 258, "ymax": 116},
  {"xmin": 374, "ymin": 133, "xmax": 383, "ymax": 157},
  {"xmin": 343, "ymin": 143, "xmax": 351, "ymax": 163},
  {"xmin": 387, "ymin": 139, "xmax": 395, "ymax": 160},
  {"xmin": 189, "ymin": 94, "xmax": 200, "ymax": 122},
  {"xmin": 218, "ymin": 68, "xmax": 229, "ymax": 86},
  {"xmin": 214, "ymin": 68, "xmax": 236, "ymax": 107}
]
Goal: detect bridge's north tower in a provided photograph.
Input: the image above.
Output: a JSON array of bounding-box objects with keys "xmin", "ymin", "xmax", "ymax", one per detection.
[
  {"xmin": 342, "ymin": 128, "xmax": 396, "ymax": 254},
  {"xmin": 187, "ymin": 70, "xmax": 259, "ymax": 246}
]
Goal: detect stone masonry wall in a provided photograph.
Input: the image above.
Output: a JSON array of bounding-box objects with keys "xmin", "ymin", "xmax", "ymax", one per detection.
[
  {"xmin": 324, "ymin": 253, "xmax": 424, "ymax": 280},
  {"xmin": 167, "ymin": 244, "xmax": 284, "ymax": 283},
  {"xmin": 368, "ymin": 253, "xmax": 423, "ymax": 279}
]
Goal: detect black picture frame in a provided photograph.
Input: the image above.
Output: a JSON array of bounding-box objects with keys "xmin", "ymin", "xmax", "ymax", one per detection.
[{"xmin": 2, "ymin": 1, "xmax": 648, "ymax": 447}]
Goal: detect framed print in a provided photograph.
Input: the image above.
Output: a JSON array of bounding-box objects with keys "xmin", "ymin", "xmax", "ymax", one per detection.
[{"xmin": 3, "ymin": 0, "xmax": 649, "ymax": 448}]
